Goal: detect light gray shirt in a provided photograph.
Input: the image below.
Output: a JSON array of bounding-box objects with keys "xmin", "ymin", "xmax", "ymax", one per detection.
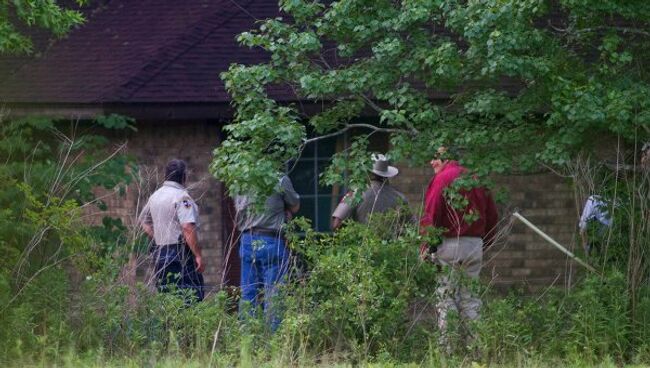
[
  {"xmin": 234, "ymin": 176, "xmax": 300, "ymax": 231},
  {"xmin": 140, "ymin": 181, "xmax": 199, "ymax": 246},
  {"xmin": 332, "ymin": 180, "xmax": 409, "ymax": 224},
  {"xmin": 579, "ymin": 195, "xmax": 612, "ymax": 231}
]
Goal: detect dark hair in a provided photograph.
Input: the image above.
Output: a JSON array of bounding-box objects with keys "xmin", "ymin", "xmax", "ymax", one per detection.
[
  {"xmin": 165, "ymin": 159, "xmax": 187, "ymax": 184},
  {"xmin": 371, "ymin": 173, "xmax": 387, "ymax": 182},
  {"xmin": 433, "ymin": 145, "xmax": 461, "ymax": 161}
]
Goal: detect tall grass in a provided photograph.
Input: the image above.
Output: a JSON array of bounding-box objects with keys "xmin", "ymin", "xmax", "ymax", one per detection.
[{"xmin": 4, "ymin": 214, "xmax": 649, "ymax": 366}]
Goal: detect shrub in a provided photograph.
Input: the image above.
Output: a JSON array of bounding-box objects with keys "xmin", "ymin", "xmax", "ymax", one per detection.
[{"xmin": 276, "ymin": 214, "xmax": 440, "ymax": 363}]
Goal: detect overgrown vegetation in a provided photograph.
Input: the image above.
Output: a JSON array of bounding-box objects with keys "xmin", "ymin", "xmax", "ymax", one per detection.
[
  {"xmin": 3, "ymin": 0, "xmax": 650, "ymax": 366},
  {"xmin": 0, "ymin": 115, "xmax": 134, "ymax": 361},
  {"xmin": 567, "ymin": 153, "xmax": 650, "ymax": 362},
  {"xmin": 3, "ymin": 155, "xmax": 650, "ymax": 366}
]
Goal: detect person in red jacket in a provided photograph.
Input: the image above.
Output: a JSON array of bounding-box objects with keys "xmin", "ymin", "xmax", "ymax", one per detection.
[{"xmin": 420, "ymin": 146, "xmax": 498, "ymax": 353}]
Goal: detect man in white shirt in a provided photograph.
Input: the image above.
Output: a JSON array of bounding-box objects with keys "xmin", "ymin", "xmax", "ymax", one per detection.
[{"xmin": 140, "ymin": 159, "xmax": 205, "ymax": 301}]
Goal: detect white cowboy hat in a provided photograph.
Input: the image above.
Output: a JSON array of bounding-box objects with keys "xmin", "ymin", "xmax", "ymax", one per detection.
[{"xmin": 370, "ymin": 154, "xmax": 398, "ymax": 178}]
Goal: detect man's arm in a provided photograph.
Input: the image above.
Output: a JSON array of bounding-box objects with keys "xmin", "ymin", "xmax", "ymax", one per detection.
[
  {"xmin": 176, "ymin": 195, "xmax": 204, "ymax": 273},
  {"xmin": 419, "ymin": 176, "xmax": 449, "ymax": 260},
  {"xmin": 332, "ymin": 216, "xmax": 344, "ymax": 231},
  {"xmin": 578, "ymin": 197, "xmax": 595, "ymax": 254},
  {"xmin": 578, "ymin": 196, "xmax": 594, "ymax": 233},
  {"xmin": 420, "ymin": 177, "xmax": 446, "ymax": 231},
  {"xmin": 281, "ymin": 176, "xmax": 301, "ymax": 214},
  {"xmin": 181, "ymin": 222, "xmax": 204, "ymax": 273},
  {"xmin": 580, "ymin": 230, "xmax": 589, "ymax": 254},
  {"xmin": 139, "ymin": 202, "xmax": 154, "ymax": 239},
  {"xmin": 331, "ymin": 191, "xmax": 355, "ymax": 231}
]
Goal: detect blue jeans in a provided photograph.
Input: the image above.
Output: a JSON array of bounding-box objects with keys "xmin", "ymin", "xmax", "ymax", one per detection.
[{"xmin": 239, "ymin": 232, "xmax": 290, "ymax": 330}]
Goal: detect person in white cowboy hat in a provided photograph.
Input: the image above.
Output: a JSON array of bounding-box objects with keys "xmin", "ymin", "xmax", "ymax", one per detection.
[{"xmin": 331, "ymin": 154, "xmax": 410, "ymax": 230}]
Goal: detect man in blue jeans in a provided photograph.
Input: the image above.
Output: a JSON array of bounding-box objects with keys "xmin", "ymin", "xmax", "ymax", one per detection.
[{"xmin": 234, "ymin": 175, "xmax": 300, "ymax": 330}]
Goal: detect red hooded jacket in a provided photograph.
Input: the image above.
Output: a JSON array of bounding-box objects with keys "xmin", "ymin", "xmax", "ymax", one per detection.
[{"xmin": 420, "ymin": 161, "xmax": 499, "ymax": 246}]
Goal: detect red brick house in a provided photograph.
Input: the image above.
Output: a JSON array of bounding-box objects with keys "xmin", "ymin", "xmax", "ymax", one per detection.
[{"xmin": 0, "ymin": 0, "xmax": 580, "ymax": 293}]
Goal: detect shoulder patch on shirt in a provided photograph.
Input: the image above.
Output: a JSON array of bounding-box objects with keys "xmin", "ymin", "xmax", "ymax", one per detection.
[
  {"xmin": 339, "ymin": 192, "xmax": 353, "ymax": 205},
  {"xmin": 182, "ymin": 199, "xmax": 192, "ymax": 208}
]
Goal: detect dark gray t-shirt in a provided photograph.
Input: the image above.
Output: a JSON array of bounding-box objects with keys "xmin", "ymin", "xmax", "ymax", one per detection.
[{"xmin": 234, "ymin": 176, "xmax": 300, "ymax": 231}]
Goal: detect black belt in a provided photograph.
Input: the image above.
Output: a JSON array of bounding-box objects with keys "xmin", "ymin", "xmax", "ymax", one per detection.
[
  {"xmin": 156, "ymin": 243, "xmax": 189, "ymax": 252},
  {"xmin": 243, "ymin": 228, "xmax": 282, "ymax": 237}
]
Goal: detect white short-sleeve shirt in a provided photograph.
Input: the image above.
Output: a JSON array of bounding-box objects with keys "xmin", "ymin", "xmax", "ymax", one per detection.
[{"xmin": 140, "ymin": 181, "xmax": 199, "ymax": 246}]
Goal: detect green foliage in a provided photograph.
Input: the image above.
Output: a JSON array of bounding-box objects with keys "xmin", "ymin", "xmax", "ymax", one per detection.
[
  {"xmin": 0, "ymin": 0, "xmax": 88, "ymax": 54},
  {"xmin": 95, "ymin": 114, "xmax": 137, "ymax": 132},
  {"xmin": 77, "ymin": 277, "xmax": 238, "ymax": 359},
  {"xmin": 214, "ymin": 0, "xmax": 650, "ymax": 198},
  {"xmin": 321, "ymin": 136, "xmax": 372, "ymax": 195},
  {"xmin": 0, "ymin": 115, "xmax": 133, "ymax": 362},
  {"xmin": 3, "ymin": 204, "xmax": 650, "ymax": 366},
  {"xmin": 210, "ymin": 102, "xmax": 305, "ymax": 201},
  {"xmin": 444, "ymin": 174, "xmax": 487, "ymax": 224},
  {"xmin": 279, "ymin": 214, "xmax": 440, "ymax": 362},
  {"xmin": 475, "ymin": 271, "xmax": 642, "ymax": 365}
]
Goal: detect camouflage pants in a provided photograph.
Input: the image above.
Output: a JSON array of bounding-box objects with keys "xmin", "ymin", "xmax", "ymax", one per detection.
[{"xmin": 434, "ymin": 236, "xmax": 483, "ymax": 352}]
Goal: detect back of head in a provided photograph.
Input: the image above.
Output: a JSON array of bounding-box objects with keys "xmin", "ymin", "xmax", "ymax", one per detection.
[
  {"xmin": 371, "ymin": 173, "xmax": 388, "ymax": 182},
  {"xmin": 165, "ymin": 159, "xmax": 187, "ymax": 184},
  {"xmin": 435, "ymin": 145, "xmax": 461, "ymax": 161}
]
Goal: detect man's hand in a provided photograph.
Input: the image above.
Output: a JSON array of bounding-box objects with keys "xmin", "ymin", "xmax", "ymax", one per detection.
[
  {"xmin": 332, "ymin": 216, "xmax": 343, "ymax": 231},
  {"xmin": 195, "ymin": 255, "xmax": 205, "ymax": 273},
  {"xmin": 142, "ymin": 223, "xmax": 154, "ymax": 239},
  {"xmin": 419, "ymin": 243, "xmax": 430, "ymax": 261},
  {"xmin": 288, "ymin": 203, "xmax": 300, "ymax": 214}
]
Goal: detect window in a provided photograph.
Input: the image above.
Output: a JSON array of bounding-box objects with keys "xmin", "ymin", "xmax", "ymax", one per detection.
[{"xmin": 288, "ymin": 135, "xmax": 343, "ymax": 232}]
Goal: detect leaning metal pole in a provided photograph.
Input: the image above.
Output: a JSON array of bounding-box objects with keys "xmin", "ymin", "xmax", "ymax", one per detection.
[{"xmin": 512, "ymin": 212, "xmax": 600, "ymax": 275}]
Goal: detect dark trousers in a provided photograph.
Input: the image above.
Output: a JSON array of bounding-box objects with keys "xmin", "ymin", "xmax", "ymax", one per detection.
[{"xmin": 154, "ymin": 244, "xmax": 205, "ymax": 302}]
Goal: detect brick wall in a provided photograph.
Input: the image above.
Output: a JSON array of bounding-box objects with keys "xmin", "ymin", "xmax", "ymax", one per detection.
[
  {"xmin": 104, "ymin": 121, "xmax": 581, "ymax": 294},
  {"xmin": 392, "ymin": 166, "xmax": 580, "ymax": 293}
]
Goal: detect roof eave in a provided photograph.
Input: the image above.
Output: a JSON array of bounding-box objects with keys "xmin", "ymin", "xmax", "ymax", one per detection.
[{"xmin": 0, "ymin": 102, "xmax": 235, "ymax": 120}]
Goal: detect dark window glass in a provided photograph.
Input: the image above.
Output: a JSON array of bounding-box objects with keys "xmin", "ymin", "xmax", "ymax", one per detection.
[
  {"xmin": 317, "ymin": 160, "xmax": 333, "ymax": 195},
  {"xmin": 289, "ymin": 136, "xmax": 339, "ymax": 232},
  {"xmin": 317, "ymin": 196, "xmax": 334, "ymax": 231},
  {"xmin": 291, "ymin": 161, "xmax": 316, "ymax": 195},
  {"xmin": 299, "ymin": 141, "xmax": 316, "ymax": 158},
  {"xmin": 317, "ymin": 136, "xmax": 337, "ymax": 157},
  {"xmin": 293, "ymin": 197, "xmax": 315, "ymax": 224}
]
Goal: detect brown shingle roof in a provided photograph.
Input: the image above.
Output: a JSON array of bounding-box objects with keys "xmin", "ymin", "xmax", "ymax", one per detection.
[{"xmin": 0, "ymin": 0, "xmax": 287, "ymax": 104}]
